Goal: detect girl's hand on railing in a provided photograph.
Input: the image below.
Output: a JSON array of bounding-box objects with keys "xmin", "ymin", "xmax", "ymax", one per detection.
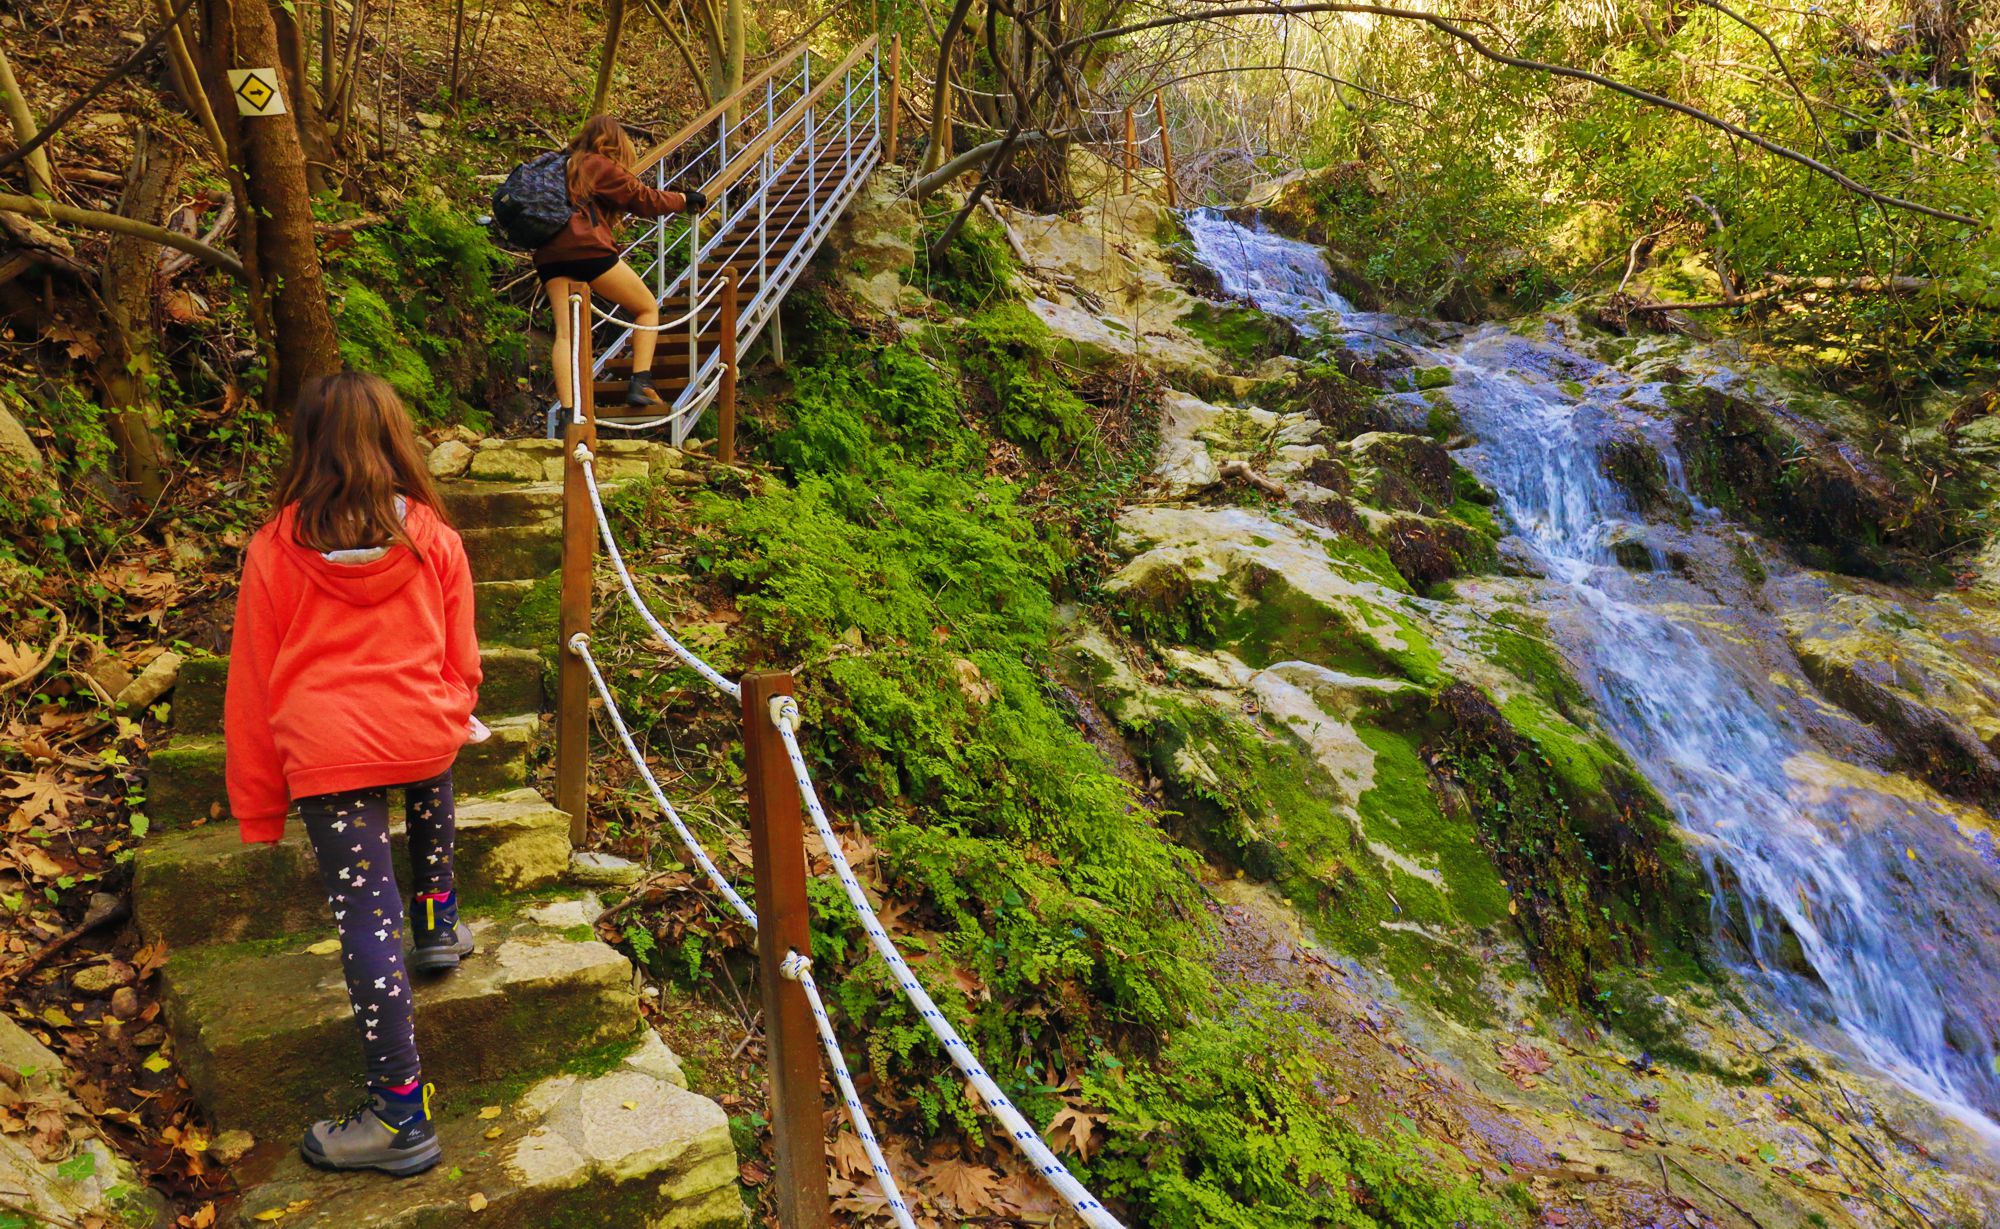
[{"xmin": 680, "ymin": 187, "xmax": 709, "ymax": 213}]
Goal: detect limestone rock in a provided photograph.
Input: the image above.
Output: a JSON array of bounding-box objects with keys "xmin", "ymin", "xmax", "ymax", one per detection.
[
  {"xmin": 0, "ymin": 1015, "xmax": 161, "ymax": 1228},
  {"xmin": 569, "ymin": 850, "xmax": 645, "ymax": 887},
  {"xmin": 828, "ymin": 171, "xmax": 924, "ymax": 316},
  {"xmin": 427, "ymin": 438, "xmax": 474, "ymax": 478}
]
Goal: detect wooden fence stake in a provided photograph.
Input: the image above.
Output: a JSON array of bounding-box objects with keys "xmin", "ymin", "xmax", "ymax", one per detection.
[
  {"xmin": 1155, "ymin": 92, "xmax": 1178, "ymax": 207},
  {"xmin": 885, "ymin": 33, "xmax": 901, "ymax": 162},
  {"xmin": 1123, "ymin": 106, "xmax": 1136, "ymax": 195},
  {"xmin": 742, "ymin": 672, "xmax": 831, "ymax": 1229},
  {"xmin": 718, "ymin": 267, "xmax": 739, "ymax": 464},
  {"xmin": 555, "ymin": 289, "xmax": 597, "ymax": 846}
]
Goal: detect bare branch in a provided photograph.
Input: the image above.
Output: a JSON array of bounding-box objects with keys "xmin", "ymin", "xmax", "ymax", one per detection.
[
  {"xmin": 1057, "ymin": 3, "xmax": 1987, "ymax": 228},
  {"xmin": 0, "ymin": 191, "xmax": 247, "ymax": 279}
]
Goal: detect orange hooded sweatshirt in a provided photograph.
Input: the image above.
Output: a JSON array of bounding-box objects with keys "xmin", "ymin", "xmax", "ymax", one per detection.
[{"xmin": 223, "ymin": 501, "xmax": 482, "ymax": 843}]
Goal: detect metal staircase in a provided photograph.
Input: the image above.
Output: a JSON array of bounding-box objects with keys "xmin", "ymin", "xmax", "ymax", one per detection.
[{"xmin": 550, "ymin": 38, "xmax": 883, "ymax": 442}]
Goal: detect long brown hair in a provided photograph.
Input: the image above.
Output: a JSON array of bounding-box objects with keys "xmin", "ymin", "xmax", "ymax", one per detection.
[
  {"xmin": 273, "ymin": 372, "xmax": 445, "ymax": 555},
  {"xmin": 567, "ymin": 115, "xmax": 637, "ymax": 208}
]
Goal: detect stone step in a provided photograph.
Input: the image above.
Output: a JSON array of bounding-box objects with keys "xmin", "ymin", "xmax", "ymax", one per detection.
[
  {"xmin": 146, "ymin": 714, "xmax": 538, "ymax": 827},
  {"xmin": 223, "ymin": 1033, "xmax": 743, "ymax": 1228},
  {"xmin": 162, "ymin": 898, "xmax": 638, "ymax": 1141},
  {"xmin": 462, "ymin": 438, "xmax": 678, "ymax": 485},
  {"xmin": 441, "ymin": 481, "xmax": 562, "ymax": 530},
  {"xmin": 134, "ymin": 789, "xmax": 571, "ymax": 950},
  {"xmin": 475, "ymin": 579, "xmax": 558, "ymax": 648},
  {"xmin": 173, "ymin": 647, "xmax": 545, "ymax": 739},
  {"xmin": 463, "ymin": 522, "xmax": 563, "ymax": 584}
]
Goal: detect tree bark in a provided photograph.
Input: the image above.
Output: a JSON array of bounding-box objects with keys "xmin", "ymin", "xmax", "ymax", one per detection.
[
  {"xmin": 152, "ymin": 0, "xmax": 231, "ymax": 167},
  {"xmin": 98, "ymin": 133, "xmax": 181, "ymax": 500},
  {"xmin": 274, "ymin": 1, "xmax": 337, "ymax": 193},
  {"xmin": 590, "ymin": 0, "xmax": 627, "ymax": 117},
  {"xmin": 0, "ymin": 42, "xmax": 55, "ymax": 198},
  {"xmin": 196, "ymin": 0, "xmax": 342, "ymax": 409}
]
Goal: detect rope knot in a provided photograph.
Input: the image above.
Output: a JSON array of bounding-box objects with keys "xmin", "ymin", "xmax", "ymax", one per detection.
[
  {"xmin": 573, "ymin": 442, "xmax": 595, "ymax": 464},
  {"xmin": 769, "ymin": 695, "xmax": 802, "ymax": 730},
  {"xmin": 779, "ymin": 951, "xmax": 812, "ymax": 981},
  {"xmin": 567, "ymin": 632, "xmax": 590, "ymax": 655}
]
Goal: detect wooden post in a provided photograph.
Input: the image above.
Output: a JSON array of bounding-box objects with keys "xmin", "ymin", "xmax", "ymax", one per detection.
[
  {"xmin": 884, "ymin": 33, "xmax": 901, "ymax": 162},
  {"xmin": 1122, "ymin": 106, "xmax": 1136, "ymax": 195},
  {"xmin": 1155, "ymin": 92, "xmax": 1178, "ymax": 207},
  {"xmin": 555, "ymin": 289, "xmax": 597, "ymax": 846},
  {"xmin": 741, "ymin": 672, "xmax": 830, "ymax": 1229},
  {"xmin": 718, "ymin": 267, "xmax": 739, "ymax": 465}
]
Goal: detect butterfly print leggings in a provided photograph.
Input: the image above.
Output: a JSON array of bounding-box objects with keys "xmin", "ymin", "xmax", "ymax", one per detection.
[{"xmin": 296, "ymin": 769, "xmax": 457, "ymax": 1087}]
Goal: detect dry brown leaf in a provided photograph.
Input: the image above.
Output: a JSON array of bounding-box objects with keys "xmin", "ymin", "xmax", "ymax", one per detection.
[
  {"xmin": 827, "ymin": 1127, "xmax": 872, "ymax": 1180},
  {"xmin": 1043, "ymin": 1104, "xmax": 1104, "ymax": 1161},
  {"xmin": 1496, "ymin": 1040, "xmax": 1555, "ymax": 1090},
  {"xmin": 923, "ymin": 1156, "xmax": 1004, "ymax": 1214},
  {"xmin": 466, "ymin": 1193, "xmax": 488, "ymax": 1213}
]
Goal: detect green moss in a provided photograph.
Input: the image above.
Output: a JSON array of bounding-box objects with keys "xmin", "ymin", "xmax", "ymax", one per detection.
[
  {"xmin": 953, "ymin": 304, "xmax": 1099, "ymax": 458},
  {"xmin": 1179, "ymin": 301, "xmax": 1294, "ymax": 369},
  {"xmin": 911, "ymin": 207, "xmax": 1018, "ymax": 311}
]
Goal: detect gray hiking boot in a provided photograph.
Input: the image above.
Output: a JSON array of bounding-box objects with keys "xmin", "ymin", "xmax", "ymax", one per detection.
[
  {"xmin": 300, "ymin": 1086, "xmax": 441, "ymax": 1176},
  {"xmin": 409, "ymin": 893, "xmax": 475, "ymax": 974}
]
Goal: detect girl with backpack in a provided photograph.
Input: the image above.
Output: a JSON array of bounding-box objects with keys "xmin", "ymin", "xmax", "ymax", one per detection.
[
  {"xmin": 225, "ymin": 372, "xmax": 484, "ymax": 1176},
  {"xmin": 537, "ymin": 115, "xmax": 707, "ymax": 409}
]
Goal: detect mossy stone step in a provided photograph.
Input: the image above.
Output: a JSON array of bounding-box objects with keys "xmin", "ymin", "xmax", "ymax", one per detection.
[
  {"xmin": 134, "ymin": 789, "xmax": 571, "ymax": 950},
  {"xmin": 162, "ymin": 900, "xmax": 637, "ymax": 1140},
  {"xmin": 463, "ymin": 523, "xmax": 563, "ymax": 584},
  {"xmin": 475, "ymin": 579, "xmax": 558, "ymax": 648},
  {"xmin": 441, "ymin": 481, "xmax": 562, "ymax": 531},
  {"xmin": 463, "ymin": 439, "xmax": 682, "ymax": 485},
  {"xmin": 172, "ymin": 648, "xmax": 545, "ymax": 739},
  {"xmin": 146, "ymin": 715, "xmax": 536, "ymax": 828},
  {"xmin": 223, "ymin": 1033, "xmax": 742, "ymax": 1228}
]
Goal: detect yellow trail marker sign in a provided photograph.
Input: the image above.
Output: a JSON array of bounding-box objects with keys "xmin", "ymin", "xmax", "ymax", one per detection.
[{"xmin": 227, "ymin": 68, "xmax": 286, "ymax": 117}]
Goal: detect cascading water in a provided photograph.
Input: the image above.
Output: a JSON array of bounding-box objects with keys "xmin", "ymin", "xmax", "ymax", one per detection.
[{"xmin": 1188, "ymin": 211, "xmax": 2000, "ymax": 1146}]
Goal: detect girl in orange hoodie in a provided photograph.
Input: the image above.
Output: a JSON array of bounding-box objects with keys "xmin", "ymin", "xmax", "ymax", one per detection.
[{"xmin": 224, "ymin": 373, "xmax": 482, "ymax": 1177}]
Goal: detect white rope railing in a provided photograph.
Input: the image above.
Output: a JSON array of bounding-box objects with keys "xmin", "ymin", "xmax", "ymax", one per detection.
[
  {"xmin": 782, "ymin": 953, "xmax": 920, "ymax": 1229},
  {"xmin": 767, "ymin": 696, "xmax": 1125, "ymax": 1229},
  {"xmin": 569, "ymin": 633, "xmax": 917, "ymax": 1223},
  {"xmin": 589, "ymin": 277, "xmax": 728, "ymax": 331},
  {"xmin": 575, "ymin": 444, "xmax": 742, "ymax": 701}
]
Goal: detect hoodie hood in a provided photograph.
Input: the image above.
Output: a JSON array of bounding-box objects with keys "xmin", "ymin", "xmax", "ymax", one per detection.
[{"xmin": 269, "ymin": 500, "xmax": 442, "ymax": 606}]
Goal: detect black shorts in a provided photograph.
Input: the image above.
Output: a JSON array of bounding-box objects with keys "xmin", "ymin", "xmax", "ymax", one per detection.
[{"xmin": 536, "ymin": 255, "xmax": 619, "ymax": 284}]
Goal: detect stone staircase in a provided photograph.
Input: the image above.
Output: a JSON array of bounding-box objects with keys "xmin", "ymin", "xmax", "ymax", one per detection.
[{"xmin": 135, "ymin": 439, "xmax": 744, "ymax": 1228}]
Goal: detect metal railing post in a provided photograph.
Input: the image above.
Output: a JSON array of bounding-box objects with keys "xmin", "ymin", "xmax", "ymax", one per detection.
[
  {"xmin": 557, "ymin": 290, "xmax": 598, "ymax": 845},
  {"xmin": 686, "ymin": 211, "xmax": 700, "ymax": 391},
  {"xmin": 719, "ymin": 267, "xmax": 739, "ymax": 464},
  {"xmin": 741, "ymin": 671, "xmax": 831, "ymax": 1229}
]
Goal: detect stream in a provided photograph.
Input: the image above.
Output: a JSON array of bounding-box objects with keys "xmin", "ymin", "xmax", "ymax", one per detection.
[{"xmin": 1184, "ymin": 208, "xmax": 2000, "ymax": 1149}]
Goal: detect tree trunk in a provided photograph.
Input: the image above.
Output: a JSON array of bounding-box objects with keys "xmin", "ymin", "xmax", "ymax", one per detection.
[
  {"xmin": 197, "ymin": 0, "xmax": 342, "ymax": 410},
  {"xmin": 98, "ymin": 133, "xmax": 180, "ymax": 501},
  {"xmin": 589, "ymin": 0, "xmax": 627, "ymax": 117},
  {"xmin": 274, "ymin": 1, "xmax": 336, "ymax": 194}
]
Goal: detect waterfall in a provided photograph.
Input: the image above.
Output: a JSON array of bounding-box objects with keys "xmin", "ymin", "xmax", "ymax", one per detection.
[{"xmin": 1189, "ymin": 211, "xmax": 2000, "ymax": 1146}]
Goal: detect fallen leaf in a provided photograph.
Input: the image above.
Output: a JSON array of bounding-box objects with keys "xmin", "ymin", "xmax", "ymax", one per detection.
[
  {"xmin": 620, "ymin": 1100, "xmax": 637, "ymax": 1110},
  {"xmin": 467, "ymin": 1193, "xmax": 487, "ymax": 1213},
  {"xmin": 483, "ymin": 1126, "xmax": 503, "ymax": 1140},
  {"xmin": 305, "ymin": 939, "xmax": 342, "ymax": 956},
  {"xmin": 252, "ymin": 1211, "xmax": 286, "ymax": 1223},
  {"xmin": 477, "ymin": 1105, "xmax": 501, "ymax": 1120},
  {"xmin": 142, "ymin": 1053, "xmax": 172, "ymax": 1073},
  {"xmin": 739, "ymin": 1160, "xmax": 771, "ymax": 1185},
  {"xmin": 828, "ymin": 1128, "xmax": 871, "ymax": 1179},
  {"xmin": 1043, "ymin": 1104, "xmax": 1103, "ymax": 1161},
  {"xmin": 924, "ymin": 1156, "xmax": 1004, "ymax": 1214}
]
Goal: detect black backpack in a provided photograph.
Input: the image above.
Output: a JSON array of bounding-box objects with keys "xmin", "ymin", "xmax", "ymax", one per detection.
[{"xmin": 490, "ymin": 151, "xmax": 574, "ymax": 249}]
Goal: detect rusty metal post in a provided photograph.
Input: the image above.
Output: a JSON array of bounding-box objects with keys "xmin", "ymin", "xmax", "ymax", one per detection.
[
  {"xmin": 885, "ymin": 33, "xmax": 901, "ymax": 162},
  {"xmin": 1155, "ymin": 92, "xmax": 1178, "ymax": 207},
  {"xmin": 556, "ymin": 289, "xmax": 597, "ymax": 845},
  {"xmin": 718, "ymin": 267, "xmax": 740, "ymax": 465},
  {"xmin": 741, "ymin": 672, "xmax": 830, "ymax": 1229},
  {"xmin": 1122, "ymin": 106, "xmax": 1136, "ymax": 195}
]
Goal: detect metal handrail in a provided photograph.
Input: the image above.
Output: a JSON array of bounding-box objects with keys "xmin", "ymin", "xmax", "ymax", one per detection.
[{"xmin": 548, "ymin": 39, "xmax": 884, "ymax": 442}]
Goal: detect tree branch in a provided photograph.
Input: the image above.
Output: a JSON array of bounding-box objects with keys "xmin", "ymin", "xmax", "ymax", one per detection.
[
  {"xmin": 1058, "ymin": 3, "xmax": 1986, "ymax": 228},
  {"xmin": 1628, "ymin": 274, "xmax": 2000, "ymax": 312},
  {"xmin": 0, "ymin": 42, "xmax": 54, "ymax": 197},
  {"xmin": 909, "ymin": 130, "xmax": 1060, "ymax": 199},
  {"xmin": 0, "ymin": 191, "xmax": 247, "ymax": 279}
]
